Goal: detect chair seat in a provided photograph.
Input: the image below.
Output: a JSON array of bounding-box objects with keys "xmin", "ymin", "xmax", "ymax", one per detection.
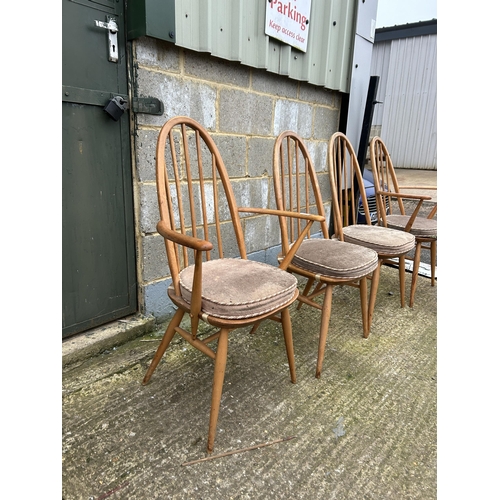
[
  {"xmin": 386, "ymin": 214, "xmax": 437, "ymax": 238},
  {"xmin": 342, "ymin": 224, "xmax": 415, "ymax": 256},
  {"xmin": 179, "ymin": 258, "xmax": 297, "ymax": 320},
  {"xmin": 291, "ymin": 238, "xmax": 378, "ymax": 279}
]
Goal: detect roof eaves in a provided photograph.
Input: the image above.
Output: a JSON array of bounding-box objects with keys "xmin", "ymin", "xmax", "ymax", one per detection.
[{"xmin": 374, "ymin": 19, "xmax": 437, "ymax": 42}]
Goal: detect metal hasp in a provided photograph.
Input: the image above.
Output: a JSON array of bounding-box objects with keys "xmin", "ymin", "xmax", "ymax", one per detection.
[
  {"xmin": 94, "ymin": 16, "xmax": 119, "ymax": 63},
  {"xmin": 103, "ymin": 96, "xmax": 164, "ymax": 119},
  {"xmin": 132, "ymin": 97, "xmax": 164, "ymax": 115}
]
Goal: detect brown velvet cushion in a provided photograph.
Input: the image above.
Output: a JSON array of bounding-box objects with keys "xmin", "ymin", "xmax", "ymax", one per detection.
[
  {"xmin": 179, "ymin": 258, "xmax": 297, "ymax": 320},
  {"xmin": 342, "ymin": 224, "xmax": 415, "ymax": 256},
  {"xmin": 291, "ymin": 238, "xmax": 378, "ymax": 279},
  {"xmin": 386, "ymin": 214, "xmax": 437, "ymax": 238}
]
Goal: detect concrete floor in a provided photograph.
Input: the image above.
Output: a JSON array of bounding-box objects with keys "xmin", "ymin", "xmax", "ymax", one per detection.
[
  {"xmin": 393, "ymin": 169, "xmax": 437, "ymax": 204},
  {"xmin": 63, "ymin": 275, "xmax": 437, "ymax": 499}
]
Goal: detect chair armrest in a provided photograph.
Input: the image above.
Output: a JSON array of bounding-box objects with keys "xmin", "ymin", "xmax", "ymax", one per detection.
[
  {"xmin": 399, "ymin": 185, "xmax": 437, "ymax": 191},
  {"xmin": 156, "ymin": 220, "xmax": 213, "ymax": 251},
  {"xmin": 396, "ymin": 188, "xmax": 437, "ymax": 221},
  {"xmin": 377, "ymin": 191, "xmax": 433, "ymax": 231},
  {"xmin": 157, "ymin": 220, "xmax": 209, "ymax": 337},
  {"xmin": 238, "ymin": 206, "xmax": 325, "ymax": 222},
  {"xmin": 377, "ymin": 190, "xmax": 432, "ymax": 202},
  {"xmin": 238, "ymin": 207, "xmax": 325, "ymax": 270}
]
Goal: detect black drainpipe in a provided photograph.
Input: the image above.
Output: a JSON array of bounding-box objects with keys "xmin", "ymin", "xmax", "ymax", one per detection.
[
  {"xmin": 356, "ymin": 75, "xmax": 381, "ymax": 176},
  {"xmin": 329, "ymin": 75, "xmax": 381, "ymax": 237}
]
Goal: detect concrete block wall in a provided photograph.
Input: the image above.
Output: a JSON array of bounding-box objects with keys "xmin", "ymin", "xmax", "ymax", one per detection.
[{"xmin": 131, "ymin": 36, "xmax": 342, "ymax": 320}]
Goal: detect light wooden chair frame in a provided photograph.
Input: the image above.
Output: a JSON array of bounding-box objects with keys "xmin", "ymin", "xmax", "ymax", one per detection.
[
  {"xmin": 272, "ymin": 131, "xmax": 376, "ymax": 378},
  {"xmin": 142, "ymin": 117, "xmax": 322, "ymax": 454},
  {"xmin": 369, "ymin": 136, "xmax": 437, "ymax": 307},
  {"xmin": 328, "ymin": 132, "xmax": 416, "ymax": 327}
]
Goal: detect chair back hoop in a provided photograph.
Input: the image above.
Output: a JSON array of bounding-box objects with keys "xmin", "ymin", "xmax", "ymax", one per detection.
[
  {"xmin": 369, "ymin": 136, "xmax": 406, "ymax": 224},
  {"xmin": 328, "ymin": 132, "xmax": 372, "ymax": 238},
  {"xmin": 273, "ymin": 131, "xmax": 329, "ymax": 254},
  {"xmin": 156, "ymin": 116, "xmax": 247, "ymax": 295}
]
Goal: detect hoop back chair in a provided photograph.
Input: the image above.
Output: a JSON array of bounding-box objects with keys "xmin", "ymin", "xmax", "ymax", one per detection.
[
  {"xmin": 272, "ymin": 131, "xmax": 379, "ymax": 378},
  {"xmin": 369, "ymin": 136, "xmax": 437, "ymax": 307},
  {"xmin": 328, "ymin": 133, "xmax": 415, "ymax": 327},
  {"xmin": 143, "ymin": 116, "xmax": 316, "ymax": 454}
]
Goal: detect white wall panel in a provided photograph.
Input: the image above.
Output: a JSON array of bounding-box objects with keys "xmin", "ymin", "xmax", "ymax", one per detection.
[{"xmin": 370, "ymin": 32, "xmax": 437, "ymax": 170}]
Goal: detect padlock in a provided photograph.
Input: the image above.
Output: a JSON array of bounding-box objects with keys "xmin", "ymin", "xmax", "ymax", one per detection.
[{"xmin": 103, "ymin": 96, "xmax": 128, "ymax": 121}]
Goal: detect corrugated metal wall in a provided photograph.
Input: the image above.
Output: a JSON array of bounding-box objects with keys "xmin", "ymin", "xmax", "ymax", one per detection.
[
  {"xmin": 370, "ymin": 33, "xmax": 437, "ymax": 170},
  {"xmin": 174, "ymin": 0, "xmax": 357, "ymax": 92}
]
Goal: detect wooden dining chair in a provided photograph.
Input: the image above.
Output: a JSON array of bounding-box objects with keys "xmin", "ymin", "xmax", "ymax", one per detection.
[
  {"xmin": 142, "ymin": 116, "xmax": 322, "ymax": 454},
  {"xmin": 272, "ymin": 130, "xmax": 379, "ymax": 379},
  {"xmin": 369, "ymin": 136, "xmax": 437, "ymax": 307},
  {"xmin": 328, "ymin": 133, "xmax": 416, "ymax": 328}
]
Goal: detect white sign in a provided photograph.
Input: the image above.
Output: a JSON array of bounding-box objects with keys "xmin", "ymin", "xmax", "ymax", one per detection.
[{"xmin": 265, "ymin": 0, "xmax": 312, "ymax": 53}]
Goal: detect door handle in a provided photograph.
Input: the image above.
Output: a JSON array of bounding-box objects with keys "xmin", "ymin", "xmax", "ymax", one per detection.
[
  {"xmin": 94, "ymin": 16, "xmax": 119, "ymax": 63},
  {"xmin": 94, "ymin": 19, "xmax": 118, "ymax": 32}
]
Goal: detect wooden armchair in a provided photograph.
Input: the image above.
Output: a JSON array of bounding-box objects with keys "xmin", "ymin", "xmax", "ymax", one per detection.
[
  {"xmin": 328, "ymin": 133, "xmax": 415, "ymax": 328},
  {"xmin": 369, "ymin": 136, "xmax": 437, "ymax": 307},
  {"xmin": 272, "ymin": 131, "xmax": 379, "ymax": 378},
  {"xmin": 142, "ymin": 117, "xmax": 321, "ymax": 454}
]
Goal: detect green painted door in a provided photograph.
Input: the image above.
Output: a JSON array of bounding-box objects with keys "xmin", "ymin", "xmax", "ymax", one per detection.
[{"xmin": 62, "ymin": 0, "xmax": 137, "ymax": 338}]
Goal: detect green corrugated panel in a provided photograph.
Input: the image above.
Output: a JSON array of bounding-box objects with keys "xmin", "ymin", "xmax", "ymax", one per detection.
[
  {"xmin": 156, "ymin": 0, "xmax": 357, "ymax": 91},
  {"xmin": 240, "ymin": 0, "xmax": 269, "ymax": 68}
]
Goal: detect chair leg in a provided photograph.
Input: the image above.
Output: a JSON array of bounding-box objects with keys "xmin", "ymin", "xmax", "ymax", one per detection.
[
  {"xmin": 367, "ymin": 262, "xmax": 382, "ymax": 331},
  {"xmin": 409, "ymin": 242, "xmax": 422, "ymax": 308},
  {"xmin": 398, "ymin": 255, "xmax": 406, "ymax": 308},
  {"xmin": 315, "ymin": 284, "xmax": 333, "ymax": 379},
  {"xmin": 360, "ymin": 276, "xmax": 370, "ymax": 338},
  {"xmin": 142, "ymin": 308, "xmax": 185, "ymax": 385},
  {"xmin": 249, "ymin": 321, "xmax": 261, "ymax": 335},
  {"xmin": 430, "ymin": 240, "xmax": 437, "ymax": 286},
  {"xmin": 280, "ymin": 307, "xmax": 296, "ymax": 384},
  {"xmin": 207, "ymin": 328, "xmax": 229, "ymax": 454},
  {"xmin": 297, "ymin": 277, "xmax": 315, "ymax": 310}
]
